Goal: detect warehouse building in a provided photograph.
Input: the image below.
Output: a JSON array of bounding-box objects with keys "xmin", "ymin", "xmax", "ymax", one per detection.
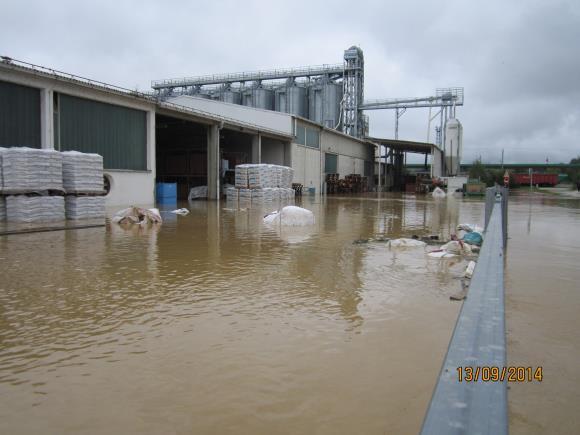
[{"xmin": 0, "ymin": 58, "xmax": 376, "ymax": 206}]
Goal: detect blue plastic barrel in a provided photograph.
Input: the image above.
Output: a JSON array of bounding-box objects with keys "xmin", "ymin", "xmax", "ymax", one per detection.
[{"xmin": 156, "ymin": 182, "xmax": 177, "ymax": 202}]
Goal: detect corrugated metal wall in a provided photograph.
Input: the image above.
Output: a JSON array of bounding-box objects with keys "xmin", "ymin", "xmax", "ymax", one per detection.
[
  {"xmin": 58, "ymin": 94, "xmax": 147, "ymax": 170},
  {"xmin": 0, "ymin": 80, "xmax": 41, "ymax": 148}
]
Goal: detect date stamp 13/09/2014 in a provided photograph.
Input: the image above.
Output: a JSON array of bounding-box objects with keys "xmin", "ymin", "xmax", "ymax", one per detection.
[{"xmin": 456, "ymin": 366, "xmax": 543, "ymax": 383}]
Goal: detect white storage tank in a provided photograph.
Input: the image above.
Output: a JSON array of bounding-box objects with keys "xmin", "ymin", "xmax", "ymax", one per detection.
[{"xmin": 444, "ymin": 118, "xmax": 463, "ymax": 176}]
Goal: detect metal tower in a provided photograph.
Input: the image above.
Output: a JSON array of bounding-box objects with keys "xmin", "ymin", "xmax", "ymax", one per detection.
[{"xmin": 342, "ymin": 46, "xmax": 365, "ymax": 138}]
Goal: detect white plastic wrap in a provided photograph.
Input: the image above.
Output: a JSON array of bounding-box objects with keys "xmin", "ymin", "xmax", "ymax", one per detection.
[
  {"xmin": 1, "ymin": 148, "xmax": 63, "ymax": 192},
  {"xmin": 65, "ymin": 196, "xmax": 106, "ymax": 220},
  {"xmin": 226, "ymin": 187, "xmax": 239, "ymax": 202},
  {"xmin": 188, "ymin": 185, "xmax": 208, "ymax": 200},
  {"xmin": 263, "ymin": 206, "xmax": 315, "ymax": 226},
  {"xmin": 235, "ymin": 164, "xmax": 250, "ymax": 188},
  {"xmin": 389, "ymin": 238, "xmax": 427, "ymax": 248},
  {"xmin": 61, "ymin": 151, "xmax": 103, "ymax": 193},
  {"xmin": 6, "ymin": 196, "xmax": 65, "ymax": 222}
]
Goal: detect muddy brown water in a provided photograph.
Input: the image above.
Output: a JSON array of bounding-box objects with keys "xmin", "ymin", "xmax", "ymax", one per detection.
[{"xmin": 0, "ymin": 193, "xmax": 577, "ymax": 434}]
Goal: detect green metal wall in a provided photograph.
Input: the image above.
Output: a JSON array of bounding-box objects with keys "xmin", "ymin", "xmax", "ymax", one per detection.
[
  {"xmin": 325, "ymin": 153, "xmax": 337, "ymax": 173},
  {"xmin": 0, "ymin": 80, "xmax": 41, "ymax": 148},
  {"xmin": 58, "ymin": 94, "xmax": 147, "ymax": 170}
]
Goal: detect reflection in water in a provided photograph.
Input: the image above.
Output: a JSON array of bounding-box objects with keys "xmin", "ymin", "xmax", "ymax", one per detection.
[{"xmin": 1, "ymin": 193, "xmax": 488, "ymax": 434}]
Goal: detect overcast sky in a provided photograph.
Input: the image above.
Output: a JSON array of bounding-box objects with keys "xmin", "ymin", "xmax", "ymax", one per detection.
[{"xmin": 2, "ymin": 0, "xmax": 578, "ymax": 163}]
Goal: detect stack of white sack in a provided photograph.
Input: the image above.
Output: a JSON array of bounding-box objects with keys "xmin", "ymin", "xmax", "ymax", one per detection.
[
  {"xmin": 248, "ymin": 165, "xmax": 269, "ymax": 189},
  {"xmin": 282, "ymin": 167, "xmax": 294, "ymax": 188},
  {"xmin": 1, "ymin": 147, "xmax": 63, "ymax": 192},
  {"xmin": 226, "ymin": 187, "xmax": 238, "ymax": 202},
  {"xmin": 238, "ymin": 188, "xmax": 251, "ymax": 201},
  {"xmin": 251, "ymin": 188, "xmax": 265, "ymax": 204},
  {"xmin": 235, "ymin": 164, "xmax": 250, "ymax": 188},
  {"xmin": 6, "ymin": 196, "xmax": 65, "ymax": 222},
  {"xmin": 188, "ymin": 185, "xmax": 207, "ymax": 200},
  {"xmin": 65, "ymin": 196, "xmax": 106, "ymax": 220},
  {"xmin": 263, "ymin": 188, "xmax": 274, "ymax": 202},
  {"xmin": 263, "ymin": 206, "xmax": 315, "ymax": 226},
  {"xmin": 61, "ymin": 151, "xmax": 103, "ymax": 192}
]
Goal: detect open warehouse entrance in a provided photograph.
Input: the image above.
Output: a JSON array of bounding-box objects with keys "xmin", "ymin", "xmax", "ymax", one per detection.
[{"xmin": 155, "ymin": 114, "xmax": 208, "ymax": 200}]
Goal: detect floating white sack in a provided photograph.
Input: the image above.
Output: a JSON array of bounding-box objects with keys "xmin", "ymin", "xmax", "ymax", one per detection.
[
  {"xmin": 170, "ymin": 208, "xmax": 190, "ymax": 216},
  {"xmin": 263, "ymin": 205, "xmax": 315, "ymax": 226},
  {"xmin": 389, "ymin": 238, "xmax": 427, "ymax": 248},
  {"xmin": 427, "ymin": 251, "xmax": 457, "ymax": 258},
  {"xmin": 440, "ymin": 240, "xmax": 472, "ymax": 255},
  {"xmin": 432, "ymin": 187, "xmax": 446, "ymax": 198},
  {"xmin": 112, "ymin": 206, "xmax": 162, "ymax": 224}
]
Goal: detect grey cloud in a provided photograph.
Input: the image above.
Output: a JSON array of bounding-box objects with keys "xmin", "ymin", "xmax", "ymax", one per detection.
[{"xmin": 1, "ymin": 0, "xmax": 578, "ymax": 163}]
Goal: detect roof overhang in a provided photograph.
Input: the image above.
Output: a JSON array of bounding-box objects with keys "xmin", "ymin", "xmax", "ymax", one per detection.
[{"xmin": 365, "ymin": 137, "xmax": 441, "ymax": 154}]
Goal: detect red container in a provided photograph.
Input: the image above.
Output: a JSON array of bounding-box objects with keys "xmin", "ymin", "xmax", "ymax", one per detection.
[{"xmin": 512, "ymin": 173, "xmax": 558, "ymax": 186}]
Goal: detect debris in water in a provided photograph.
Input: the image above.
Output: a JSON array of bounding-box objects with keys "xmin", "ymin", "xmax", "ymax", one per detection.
[{"xmin": 112, "ymin": 207, "xmax": 162, "ymax": 225}]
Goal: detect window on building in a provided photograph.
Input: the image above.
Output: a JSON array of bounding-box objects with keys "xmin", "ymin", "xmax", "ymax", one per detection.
[
  {"xmin": 296, "ymin": 125, "xmax": 306, "ymax": 145},
  {"xmin": 295, "ymin": 123, "xmax": 320, "ymax": 149},
  {"xmin": 325, "ymin": 153, "xmax": 338, "ymax": 173},
  {"xmin": 306, "ymin": 128, "xmax": 320, "ymax": 148}
]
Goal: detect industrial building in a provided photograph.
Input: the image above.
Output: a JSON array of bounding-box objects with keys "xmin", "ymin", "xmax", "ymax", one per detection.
[
  {"xmin": 0, "ymin": 47, "xmax": 462, "ymax": 207},
  {"xmin": 0, "ymin": 57, "xmax": 374, "ymax": 206}
]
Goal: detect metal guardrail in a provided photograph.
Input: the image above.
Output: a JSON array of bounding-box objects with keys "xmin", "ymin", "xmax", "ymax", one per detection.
[{"xmin": 421, "ymin": 186, "xmax": 508, "ymax": 435}]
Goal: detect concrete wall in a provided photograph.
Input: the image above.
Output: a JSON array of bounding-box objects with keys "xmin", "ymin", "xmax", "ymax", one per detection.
[
  {"xmin": 169, "ymin": 96, "xmax": 293, "ymax": 135},
  {"xmin": 321, "ymin": 129, "xmax": 369, "ymax": 161},
  {"xmin": 104, "ymin": 170, "xmax": 155, "ymax": 208},
  {"xmin": 291, "ymin": 144, "xmax": 321, "ymax": 191},
  {"xmin": 261, "ymin": 138, "xmax": 285, "ymax": 165}
]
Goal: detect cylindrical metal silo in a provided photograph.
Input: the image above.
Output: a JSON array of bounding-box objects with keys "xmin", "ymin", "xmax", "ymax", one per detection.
[
  {"xmin": 308, "ymin": 85, "xmax": 323, "ymax": 124},
  {"xmin": 252, "ymin": 88, "xmax": 275, "ymax": 110},
  {"xmin": 275, "ymin": 88, "xmax": 287, "ymax": 112},
  {"xmin": 322, "ymin": 82, "xmax": 342, "ymax": 129},
  {"xmin": 308, "ymin": 82, "xmax": 342, "ymax": 128},
  {"xmin": 286, "ymin": 85, "xmax": 308, "ymax": 118},
  {"xmin": 220, "ymin": 90, "xmax": 241, "ymax": 105},
  {"xmin": 243, "ymin": 88, "xmax": 274, "ymax": 110}
]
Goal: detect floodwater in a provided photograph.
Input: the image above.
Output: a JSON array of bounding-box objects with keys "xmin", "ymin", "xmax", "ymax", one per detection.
[
  {"xmin": 0, "ymin": 193, "xmax": 577, "ymax": 434},
  {"xmin": 506, "ymin": 191, "xmax": 580, "ymax": 434}
]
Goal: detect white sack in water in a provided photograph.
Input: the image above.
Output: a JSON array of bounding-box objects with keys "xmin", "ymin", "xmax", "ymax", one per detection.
[
  {"xmin": 263, "ymin": 206, "xmax": 315, "ymax": 226},
  {"xmin": 170, "ymin": 208, "xmax": 189, "ymax": 216},
  {"xmin": 389, "ymin": 238, "xmax": 427, "ymax": 248},
  {"xmin": 440, "ymin": 240, "xmax": 472, "ymax": 255},
  {"xmin": 112, "ymin": 206, "xmax": 162, "ymax": 225},
  {"xmin": 432, "ymin": 187, "xmax": 446, "ymax": 198},
  {"xmin": 427, "ymin": 251, "xmax": 457, "ymax": 258}
]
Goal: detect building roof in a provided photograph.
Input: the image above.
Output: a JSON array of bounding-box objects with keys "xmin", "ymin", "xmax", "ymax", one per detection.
[
  {"xmin": 0, "ymin": 57, "xmax": 291, "ymax": 140},
  {"xmin": 365, "ymin": 137, "xmax": 440, "ymax": 154}
]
